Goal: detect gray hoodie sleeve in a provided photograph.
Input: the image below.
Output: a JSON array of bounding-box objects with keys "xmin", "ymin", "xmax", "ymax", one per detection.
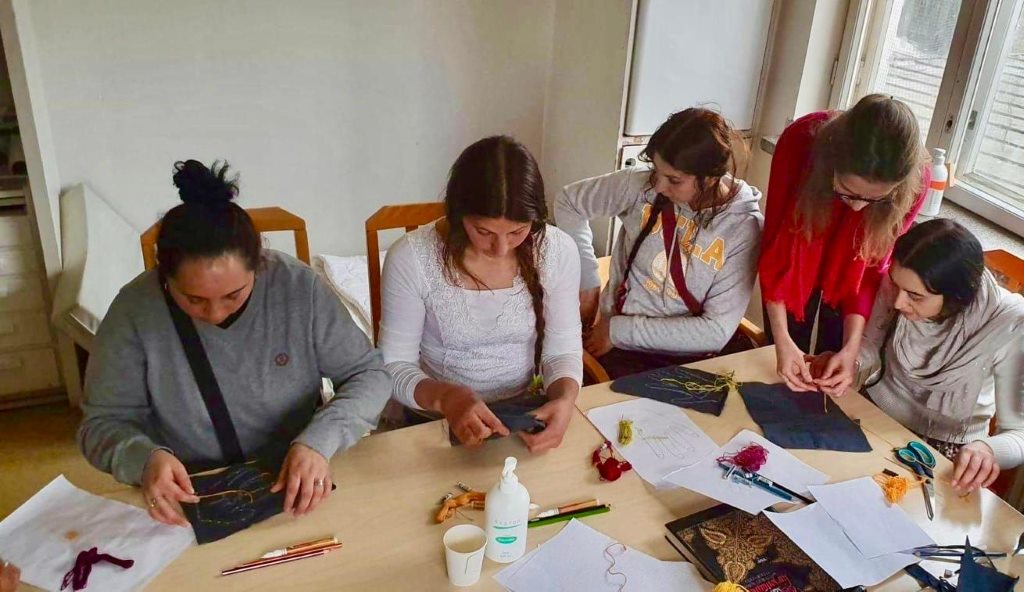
[
  {"xmin": 609, "ymin": 216, "xmax": 761, "ymax": 353},
  {"xmin": 293, "ymin": 276, "xmax": 392, "ymax": 459},
  {"xmin": 78, "ymin": 290, "xmax": 167, "ymax": 485},
  {"xmin": 555, "ymin": 170, "xmax": 644, "ymax": 291}
]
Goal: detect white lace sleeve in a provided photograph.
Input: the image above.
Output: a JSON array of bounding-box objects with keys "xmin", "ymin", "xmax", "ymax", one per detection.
[
  {"xmin": 541, "ymin": 228, "xmax": 584, "ymax": 389},
  {"xmin": 379, "ymin": 236, "xmax": 431, "ymax": 409}
]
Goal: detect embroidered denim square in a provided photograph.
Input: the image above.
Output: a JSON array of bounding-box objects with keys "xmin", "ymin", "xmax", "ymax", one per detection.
[
  {"xmin": 610, "ymin": 366, "xmax": 728, "ymax": 416},
  {"xmin": 738, "ymin": 381, "xmax": 872, "ymax": 452},
  {"xmin": 448, "ymin": 396, "xmax": 546, "ymax": 446}
]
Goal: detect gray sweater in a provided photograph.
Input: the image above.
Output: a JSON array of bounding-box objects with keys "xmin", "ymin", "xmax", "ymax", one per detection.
[
  {"xmin": 555, "ymin": 168, "xmax": 763, "ymax": 355},
  {"xmin": 79, "ymin": 250, "xmax": 391, "ymax": 485}
]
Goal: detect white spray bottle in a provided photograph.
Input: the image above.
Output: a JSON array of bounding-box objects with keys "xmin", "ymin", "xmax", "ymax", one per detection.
[{"xmin": 484, "ymin": 456, "xmax": 530, "ymax": 563}]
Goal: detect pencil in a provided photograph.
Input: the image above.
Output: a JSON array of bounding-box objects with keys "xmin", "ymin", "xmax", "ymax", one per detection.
[
  {"xmin": 221, "ymin": 542, "xmax": 343, "ymax": 576},
  {"xmin": 528, "ymin": 504, "xmax": 611, "ymax": 528},
  {"xmin": 533, "ymin": 498, "xmax": 600, "ymax": 519}
]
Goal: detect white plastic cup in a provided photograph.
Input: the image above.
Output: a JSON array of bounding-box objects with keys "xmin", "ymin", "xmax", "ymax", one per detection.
[{"xmin": 443, "ymin": 524, "xmax": 487, "ymax": 587}]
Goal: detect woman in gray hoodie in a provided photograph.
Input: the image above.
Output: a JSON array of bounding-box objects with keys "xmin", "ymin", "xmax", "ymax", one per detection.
[{"xmin": 555, "ymin": 108, "xmax": 764, "ymax": 378}]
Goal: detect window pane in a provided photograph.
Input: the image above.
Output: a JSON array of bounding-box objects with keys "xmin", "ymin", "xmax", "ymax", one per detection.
[
  {"xmin": 867, "ymin": 0, "xmax": 962, "ymax": 137},
  {"xmin": 969, "ymin": 6, "xmax": 1024, "ymax": 207}
]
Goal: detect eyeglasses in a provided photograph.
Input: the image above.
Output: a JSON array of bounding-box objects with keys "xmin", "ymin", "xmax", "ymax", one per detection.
[{"xmin": 833, "ymin": 190, "xmax": 894, "ymax": 205}]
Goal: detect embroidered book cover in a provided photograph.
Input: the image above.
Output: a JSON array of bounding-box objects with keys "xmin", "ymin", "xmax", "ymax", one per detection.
[{"xmin": 665, "ymin": 504, "xmax": 842, "ymax": 592}]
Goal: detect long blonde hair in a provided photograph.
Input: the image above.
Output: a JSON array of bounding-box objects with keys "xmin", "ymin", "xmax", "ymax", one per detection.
[{"xmin": 794, "ymin": 94, "xmax": 927, "ymax": 263}]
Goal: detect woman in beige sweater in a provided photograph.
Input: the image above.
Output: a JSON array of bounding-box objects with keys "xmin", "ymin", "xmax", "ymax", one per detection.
[{"xmin": 812, "ymin": 219, "xmax": 1024, "ymax": 495}]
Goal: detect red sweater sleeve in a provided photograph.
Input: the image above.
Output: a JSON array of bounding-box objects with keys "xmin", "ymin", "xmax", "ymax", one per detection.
[
  {"xmin": 842, "ymin": 164, "xmax": 932, "ymax": 318},
  {"xmin": 758, "ymin": 113, "xmax": 827, "ymax": 303}
]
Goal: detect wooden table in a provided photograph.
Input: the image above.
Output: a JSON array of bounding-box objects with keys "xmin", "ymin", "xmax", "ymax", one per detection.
[{"xmin": 75, "ymin": 348, "xmax": 1024, "ymax": 590}]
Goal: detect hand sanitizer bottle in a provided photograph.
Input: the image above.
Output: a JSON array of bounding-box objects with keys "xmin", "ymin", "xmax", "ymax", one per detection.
[
  {"xmin": 484, "ymin": 456, "xmax": 529, "ymax": 563},
  {"xmin": 919, "ymin": 148, "xmax": 948, "ymax": 219}
]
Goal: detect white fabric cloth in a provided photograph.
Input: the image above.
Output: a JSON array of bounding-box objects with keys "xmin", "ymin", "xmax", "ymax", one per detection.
[{"xmin": 380, "ymin": 224, "xmax": 583, "ymax": 409}]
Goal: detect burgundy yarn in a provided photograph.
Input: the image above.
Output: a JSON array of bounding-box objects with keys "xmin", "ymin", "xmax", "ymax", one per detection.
[
  {"xmin": 717, "ymin": 443, "xmax": 769, "ymax": 472},
  {"xmin": 592, "ymin": 440, "xmax": 632, "ymax": 482},
  {"xmin": 61, "ymin": 547, "xmax": 134, "ymax": 591}
]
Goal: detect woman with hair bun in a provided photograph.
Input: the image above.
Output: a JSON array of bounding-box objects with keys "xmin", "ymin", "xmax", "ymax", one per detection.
[
  {"xmin": 79, "ymin": 160, "xmax": 391, "ymax": 525},
  {"xmin": 555, "ymin": 108, "xmax": 763, "ymax": 378}
]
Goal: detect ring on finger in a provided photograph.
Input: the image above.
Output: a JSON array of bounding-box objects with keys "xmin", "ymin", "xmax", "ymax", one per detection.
[
  {"xmin": 313, "ymin": 478, "xmax": 324, "ymax": 488},
  {"xmin": 148, "ymin": 496, "xmax": 159, "ymax": 508}
]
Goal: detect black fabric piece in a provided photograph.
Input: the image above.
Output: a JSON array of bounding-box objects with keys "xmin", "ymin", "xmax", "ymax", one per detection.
[
  {"xmin": 904, "ymin": 564, "xmax": 956, "ymax": 592},
  {"xmin": 610, "ymin": 365, "xmax": 728, "ymax": 416},
  {"xmin": 957, "ymin": 537, "xmax": 1019, "ymax": 591},
  {"xmin": 738, "ymin": 381, "xmax": 872, "ymax": 452},
  {"xmin": 164, "ymin": 291, "xmax": 246, "ymax": 465},
  {"xmin": 448, "ymin": 396, "xmax": 547, "ymax": 446}
]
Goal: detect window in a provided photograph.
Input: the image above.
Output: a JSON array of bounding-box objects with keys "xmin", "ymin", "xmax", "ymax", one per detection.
[{"xmin": 838, "ymin": 0, "xmax": 1024, "ymax": 235}]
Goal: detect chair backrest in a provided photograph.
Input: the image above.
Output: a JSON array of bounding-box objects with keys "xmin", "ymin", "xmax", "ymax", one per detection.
[
  {"xmin": 985, "ymin": 249, "xmax": 1024, "ymax": 294},
  {"xmin": 140, "ymin": 206, "xmax": 310, "ymax": 271},
  {"xmin": 365, "ymin": 203, "xmax": 446, "ymax": 343}
]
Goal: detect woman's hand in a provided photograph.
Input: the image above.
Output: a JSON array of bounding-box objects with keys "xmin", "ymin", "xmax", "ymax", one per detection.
[
  {"xmin": 812, "ymin": 347, "xmax": 858, "ymax": 397},
  {"xmin": 440, "ymin": 387, "xmax": 510, "ymax": 448},
  {"xmin": 519, "ymin": 397, "xmax": 575, "ymax": 453},
  {"xmin": 584, "ymin": 314, "xmax": 613, "ymax": 358},
  {"xmin": 951, "ymin": 441, "xmax": 1000, "ymax": 494},
  {"xmin": 580, "ymin": 287, "xmax": 601, "ymax": 333},
  {"xmin": 0, "ymin": 560, "xmax": 20, "ymax": 592},
  {"xmin": 141, "ymin": 450, "xmax": 199, "ymax": 526},
  {"xmin": 775, "ymin": 340, "xmax": 816, "ymax": 392},
  {"xmin": 271, "ymin": 443, "xmax": 333, "ymax": 517}
]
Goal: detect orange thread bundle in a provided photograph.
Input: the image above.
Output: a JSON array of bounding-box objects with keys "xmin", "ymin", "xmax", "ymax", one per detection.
[{"xmin": 873, "ymin": 473, "xmax": 911, "ymax": 504}]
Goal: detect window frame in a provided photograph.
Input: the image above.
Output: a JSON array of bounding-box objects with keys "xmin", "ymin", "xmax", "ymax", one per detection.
[{"xmin": 834, "ymin": 0, "xmax": 1024, "ymax": 237}]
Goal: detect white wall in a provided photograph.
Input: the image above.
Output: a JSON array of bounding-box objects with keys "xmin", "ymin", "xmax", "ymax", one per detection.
[
  {"xmin": 25, "ymin": 0, "xmax": 555, "ymax": 256},
  {"xmin": 542, "ymin": 0, "xmax": 634, "ymax": 251}
]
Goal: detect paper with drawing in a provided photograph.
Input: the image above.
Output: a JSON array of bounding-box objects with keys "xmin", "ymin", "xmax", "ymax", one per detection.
[
  {"xmin": 0, "ymin": 475, "xmax": 194, "ymax": 592},
  {"xmin": 587, "ymin": 398, "xmax": 717, "ymax": 488}
]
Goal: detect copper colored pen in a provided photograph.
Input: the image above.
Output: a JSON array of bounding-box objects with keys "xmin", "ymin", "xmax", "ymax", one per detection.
[{"xmin": 221, "ymin": 543, "xmax": 343, "ymax": 576}]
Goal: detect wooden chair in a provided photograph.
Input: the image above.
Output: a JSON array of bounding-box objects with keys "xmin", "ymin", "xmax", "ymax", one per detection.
[
  {"xmin": 985, "ymin": 249, "xmax": 1024, "ymax": 294},
  {"xmin": 365, "ymin": 203, "xmax": 610, "ymax": 384},
  {"xmin": 140, "ymin": 206, "xmax": 310, "ymax": 270},
  {"xmin": 596, "ymin": 255, "xmax": 768, "ymax": 348}
]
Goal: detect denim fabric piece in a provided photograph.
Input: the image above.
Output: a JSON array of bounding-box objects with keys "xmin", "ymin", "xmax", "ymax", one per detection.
[
  {"xmin": 182, "ymin": 463, "xmax": 284, "ymax": 544},
  {"xmin": 957, "ymin": 538, "xmax": 1018, "ymax": 591},
  {"xmin": 609, "ymin": 366, "xmax": 728, "ymax": 416},
  {"xmin": 448, "ymin": 397, "xmax": 547, "ymax": 446},
  {"xmin": 738, "ymin": 381, "xmax": 872, "ymax": 452}
]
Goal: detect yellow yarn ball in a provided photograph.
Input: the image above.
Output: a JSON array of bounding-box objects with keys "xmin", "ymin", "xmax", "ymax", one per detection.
[{"xmin": 713, "ymin": 583, "xmax": 748, "ymax": 592}]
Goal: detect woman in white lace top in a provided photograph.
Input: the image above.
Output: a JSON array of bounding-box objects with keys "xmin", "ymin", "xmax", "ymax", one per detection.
[{"xmin": 380, "ymin": 136, "xmax": 583, "ymax": 451}]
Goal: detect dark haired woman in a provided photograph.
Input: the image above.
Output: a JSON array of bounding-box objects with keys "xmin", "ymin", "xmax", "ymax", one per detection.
[
  {"xmin": 79, "ymin": 160, "xmax": 390, "ymax": 525},
  {"xmin": 379, "ymin": 136, "xmax": 582, "ymax": 451},
  {"xmin": 555, "ymin": 108, "xmax": 763, "ymax": 378},
  {"xmin": 760, "ymin": 94, "xmax": 930, "ymax": 394},
  {"xmin": 812, "ymin": 220, "xmax": 1024, "ymax": 494}
]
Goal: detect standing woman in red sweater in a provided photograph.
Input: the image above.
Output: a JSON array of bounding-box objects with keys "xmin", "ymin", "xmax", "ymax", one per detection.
[{"xmin": 760, "ymin": 94, "xmax": 929, "ymax": 396}]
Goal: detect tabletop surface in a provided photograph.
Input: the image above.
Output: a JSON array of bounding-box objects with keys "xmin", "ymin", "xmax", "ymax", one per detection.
[{"xmin": 53, "ymin": 347, "xmax": 1024, "ymax": 590}]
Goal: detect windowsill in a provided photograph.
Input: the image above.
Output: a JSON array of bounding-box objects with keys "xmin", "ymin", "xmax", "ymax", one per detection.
[{"xmin": 921, "ymin": 201, "xmax": 1024, "ymax": 258}]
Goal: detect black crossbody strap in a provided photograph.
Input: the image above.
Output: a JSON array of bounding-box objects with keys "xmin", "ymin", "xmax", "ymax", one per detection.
[{"xmin": 164, "ymin": 290, "xmax": 246, "ymax": 465}]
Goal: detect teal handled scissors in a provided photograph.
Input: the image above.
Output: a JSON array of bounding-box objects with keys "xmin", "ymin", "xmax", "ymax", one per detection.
[{"xmin": 894, "ymin": 441, "xmax": 936, "ymax": 520}]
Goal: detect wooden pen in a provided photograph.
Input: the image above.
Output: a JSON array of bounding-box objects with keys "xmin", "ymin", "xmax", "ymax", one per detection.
[{"xmin": 222, "ymin": 542, "xmax": 343, "ymax": 576}]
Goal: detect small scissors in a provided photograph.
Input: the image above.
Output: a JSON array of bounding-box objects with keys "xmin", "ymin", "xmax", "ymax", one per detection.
[{"xmin": 894, "ymin": 440, "xmax": 936, "ymax": 520}]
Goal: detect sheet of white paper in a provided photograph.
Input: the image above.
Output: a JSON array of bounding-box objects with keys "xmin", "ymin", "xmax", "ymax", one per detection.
[
  {"xmin": 495, "ymin": 519, "xmax": 711, "ymax": 592},
  {"xmin": 664, "ymin": 430, "xmax": 829, "ymax": 514},
  {"xmin": 587, "ymin": 398, "xmax": 717, "ymax": 488},
  {"xmin": 766, "ymin": 504, "xmax": 917, "ymax": 588},
  {"xmin": 0, "ymin": 475, "xmax": 195, "ymax": 592},
  {"xmin": 808, "ymin": 477, "xmax": 934, "ymax": 558}
]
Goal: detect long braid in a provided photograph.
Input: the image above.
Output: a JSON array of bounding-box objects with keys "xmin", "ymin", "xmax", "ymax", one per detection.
[{"xmin": 516, "ymin": 233, "xmax": 546, "ymax": 381}]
